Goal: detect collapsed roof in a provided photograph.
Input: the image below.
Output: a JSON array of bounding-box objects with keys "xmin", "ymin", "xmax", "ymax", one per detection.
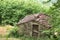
[
  {"xmin": 17, "ymin": 13, "xmax": 51, "ymax": 29},
  {"xmin": 17, "ymin": 13, "xmax": 50, "ymax": 24}
]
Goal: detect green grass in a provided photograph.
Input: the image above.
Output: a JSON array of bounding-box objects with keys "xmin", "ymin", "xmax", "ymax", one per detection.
[
  {"xmin": 0, "ymin": 36, "xmax": 59, "ymax": 40},
  {"xmin": 0, "ymin": 38, "xmax": 21, "ymax": 40}
]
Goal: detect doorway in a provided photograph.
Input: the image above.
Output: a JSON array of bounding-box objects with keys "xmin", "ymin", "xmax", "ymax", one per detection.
[{"xmin": 32, "ymin": 24, "xmax": 39, "ymax": 37}]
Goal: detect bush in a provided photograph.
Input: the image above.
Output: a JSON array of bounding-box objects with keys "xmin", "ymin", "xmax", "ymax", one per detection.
[
  {"xmin": 8, "ymin": 26, "xmax": 19, "ymax": 38},
  {"xmin": 0, "ymin": 0, "xmax": 52, "ymax": 25}
]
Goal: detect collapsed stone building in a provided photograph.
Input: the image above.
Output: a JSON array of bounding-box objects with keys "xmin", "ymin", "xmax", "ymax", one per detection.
[{"xmin": 17, "ymin": 13, "xmax": 51, "ymax": 37}]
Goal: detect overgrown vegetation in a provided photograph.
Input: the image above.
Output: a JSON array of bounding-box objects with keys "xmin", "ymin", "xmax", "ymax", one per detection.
[
  {"xmin": 0, "ymin": 0, "xmax": 60, "ymax": 40},
  {"xmin": 0, "ymin": 0, "xmax": 54, "ymax": 25}
]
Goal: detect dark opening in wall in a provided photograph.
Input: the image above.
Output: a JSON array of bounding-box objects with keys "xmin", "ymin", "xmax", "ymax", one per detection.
[{"xmin": 32, "ymin": 24, "xmax": 39, "ymax": 37}]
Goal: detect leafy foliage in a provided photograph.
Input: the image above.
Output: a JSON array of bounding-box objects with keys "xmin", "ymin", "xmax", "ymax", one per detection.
[{"xmin": 0, "ymin": 0, "xmax": 54, "ymax": 25}]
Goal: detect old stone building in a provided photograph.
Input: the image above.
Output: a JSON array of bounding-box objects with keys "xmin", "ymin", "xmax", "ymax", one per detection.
[{"xmin": 17, "ymin": 13, "xmax": 51, "ymax": 37}]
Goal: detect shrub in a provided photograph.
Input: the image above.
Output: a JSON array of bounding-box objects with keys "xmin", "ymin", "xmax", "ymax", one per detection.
[
  {"xmin": 0, "ymin": 0, "xmax": 52, "ymax": 25},
  {"xmin": 8, "ymin": 26, "xmax": 19, "ymax": 38}
]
